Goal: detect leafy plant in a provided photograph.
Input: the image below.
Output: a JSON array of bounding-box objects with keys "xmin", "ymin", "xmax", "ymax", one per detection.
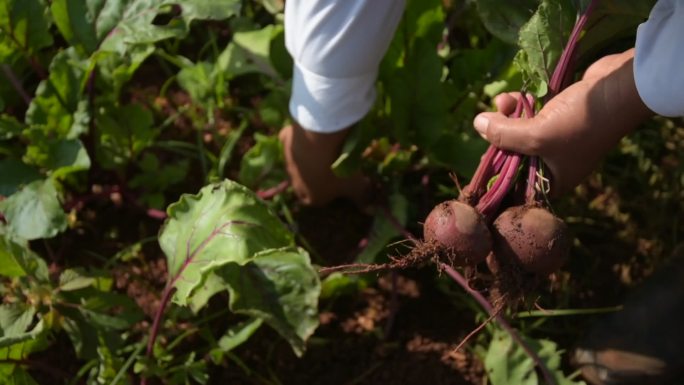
[{"xmin": 141, "ymin": 180, "xmax": 319, "ymax": 383}]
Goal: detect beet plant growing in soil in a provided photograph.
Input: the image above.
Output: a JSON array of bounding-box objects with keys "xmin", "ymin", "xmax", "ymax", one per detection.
[{"xmin": 1, "ymin": 0, "xmax": 678, "ymax": 385}]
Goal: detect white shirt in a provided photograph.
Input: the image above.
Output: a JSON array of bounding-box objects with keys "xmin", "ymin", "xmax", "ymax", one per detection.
[
  {"xmin": 285, "ymin": 0, "xmax": 405, "ymax": 133},
  {"xmin": 635, "ymin": 0, "xmax": 684, "ymax": 117}
]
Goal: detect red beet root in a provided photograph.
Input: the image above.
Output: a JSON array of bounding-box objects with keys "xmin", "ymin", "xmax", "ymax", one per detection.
[
  {"xmin": 492, "ymin": 205, "xmax": 570, "ymax": 275},
  {"xmin": 423, "ymin": 200, "xmax": 492, "ymax": 266}
]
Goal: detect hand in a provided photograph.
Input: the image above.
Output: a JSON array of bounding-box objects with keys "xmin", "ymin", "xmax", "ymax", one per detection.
[
  {"xmin": 473, "ymin": 49, "xmax": 653, "ymax": 196},
  {"xmin": 279, "ymin": 122, "xmax": 369, "ymax": 206}
]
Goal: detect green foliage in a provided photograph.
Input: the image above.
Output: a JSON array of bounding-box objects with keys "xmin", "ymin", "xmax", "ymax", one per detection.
[
  {"xmin": 578, "ymin": 0, "xmax": 656, "ymax": 59},
  {"xmin": 0, "ymin": 159, "xmax": 41, "ymax": 196},
  {"xmin": 238, "ymin": 133, "xmax": 285, "ymax": 189},
  {"xmin": 158, "ymin": 180, "xmax": 319, "ymax": 356},
  {"xmin": 0, "ymin": 179, "xmax": 67, "ymax": 240},
  {"xmin": 94, "ymin": 0, "xmax": 241, "ymax": 57},
  {"xmin": 0, "ymin": 234, "xmax": 49, "ymax": 279},
  {"xmin": 129, "ymin": 153, "xmax": 189, "ymax": 209},
  {"xmin": 484, "ymin": 329, "xmax": 586, "ymax": 385},
  {"xmin": 219, "ymin": 247, "xmax": 320, "ymax": 356},
  {"xmin": 211, "ymin": 317, "xmax": 263, "ymax": 357},
  {"xmin": 25, "ymin": 48, "xmax": 89, "ymax": 138},
  {"xmin": 0, "ymin": 235, "xmax": 141, "ymax": 384},
  {"xmin": 94, "ymin": 103, "xmax": 156, "ymax": 170},
  {"xmin": 477, "ymin": 0, "xmax": 539, "ymax": 44},
  {"xmin": 0, "ymin": 115, "xmax": 23, "ymax": 140},
  {"xmin": 355, "ymin": 187, "xmax": 408, "ymax": 264},
  {"xmin": 0, "ymin": 0, "xmax": 53, "ymax": 61},
  {"xmin": 382, "ymin": 0, "xmax": 446, "ymax": 150},
  {"xmin": 159, "ymin": 180, "xmax": 294, "ymax": 303},
  {"xmin": 513, "ymin": 0, "xmax": 576, "ymax": 96}
]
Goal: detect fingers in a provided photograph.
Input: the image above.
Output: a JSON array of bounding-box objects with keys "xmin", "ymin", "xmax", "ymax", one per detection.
[
  {"xmin": 493, "ymin": 92, "xmax": 520, "ymax": 115},
  {"xmin": 473, "ymin": 111, "xmax": 543, "ymax": 156}
]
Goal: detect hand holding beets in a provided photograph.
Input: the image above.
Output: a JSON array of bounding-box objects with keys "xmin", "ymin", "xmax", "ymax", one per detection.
[{"xmin": 473, "ymin": 49, "xmax": 653, "ymax": 196}]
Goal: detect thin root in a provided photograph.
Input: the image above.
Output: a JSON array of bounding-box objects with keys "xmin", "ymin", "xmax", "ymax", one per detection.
[
  {"xmin": 318, "ymin": 262, "xmax": 392, "ymax": 276},
  {"xmin": 451, "ymin": 297, "xmax": 506, "ymax": 353}
]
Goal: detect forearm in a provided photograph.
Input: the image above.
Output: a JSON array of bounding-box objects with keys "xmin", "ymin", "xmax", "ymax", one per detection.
[{"xmin": 586, "ymin": 50, "xmax": 653, "ymax": 140}]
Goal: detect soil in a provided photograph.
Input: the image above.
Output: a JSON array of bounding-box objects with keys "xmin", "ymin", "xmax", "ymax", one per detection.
[{"xmin": 214, "ymin": 271, "xmax": 484, "ymax": 385}]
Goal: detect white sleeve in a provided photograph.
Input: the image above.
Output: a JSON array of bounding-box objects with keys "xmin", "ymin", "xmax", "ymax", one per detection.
[
  {"xmin": 284, "ymin": 0, "xmax": 405, "ymax": 133},
  {"xmin": 634, "ymin": 0, "xmax": 684, "ymax": 117}
]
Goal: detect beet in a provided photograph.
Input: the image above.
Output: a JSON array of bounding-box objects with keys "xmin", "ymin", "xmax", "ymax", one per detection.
[
  {"xmin": 492, "ymin": 205, "xmax": 570, "ymax": 275},
  {"xmin": 423, "ymin": 200, "xmax": 492, "ymax": 266}
]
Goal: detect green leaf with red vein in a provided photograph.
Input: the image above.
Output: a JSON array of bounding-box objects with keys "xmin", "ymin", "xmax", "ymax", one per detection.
[{"xmin": 158, "ymin": 179, "xmax": 294, "ymax": 305}]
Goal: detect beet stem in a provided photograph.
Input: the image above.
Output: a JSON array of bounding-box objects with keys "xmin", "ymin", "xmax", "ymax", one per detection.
[
  {"xmin": 439, "ymin": 263, "xmax": 557, "ymax": 385},
  {"xmin": 476, "ymin": 153, "xmax": 523, "ymax": 220},
  {"xmin": 462, "ymin": 97, "xmax": 524, "ymax": 205},
  {"xmin": 519, "ymin": 94, "xmax": 540, "ymax": 203},
  {"xmin": 491, "ymin": 149, "xmax": 508, "ymax": 172},
  {"xmin": 521, "ymin": 93, "xmax": 535, "ymax": 119},
  {"xmin": 525, "ymin": 156, "xmax": 540, "ymax": 203},
  {"xmin": 460, "ymin": 145, "xmax": 498, "ymax": 204},
  {"xmin": 547, "ymin": 0, "xmax": 598, "ymax": 99}
]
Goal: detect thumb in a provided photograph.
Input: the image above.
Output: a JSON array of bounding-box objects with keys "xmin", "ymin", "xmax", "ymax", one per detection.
[{"xmin": 473, "ymin": 112, "xmax": 542, "ymax": 156}]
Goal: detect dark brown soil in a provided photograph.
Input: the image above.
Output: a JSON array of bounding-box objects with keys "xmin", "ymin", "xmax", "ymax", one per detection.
[{"xmin": 214, "ymin": 272, "xmax": 483, "ymax": 385}]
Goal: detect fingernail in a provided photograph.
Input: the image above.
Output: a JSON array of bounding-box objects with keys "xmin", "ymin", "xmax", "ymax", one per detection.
[{"xmin": 474, "ymin": 115, "xmax": 489, "ymax": 139}]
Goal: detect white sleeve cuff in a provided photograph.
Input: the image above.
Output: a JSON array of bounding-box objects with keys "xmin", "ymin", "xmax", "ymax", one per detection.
[
  {"xmin": 289, "ymin": 61, "xmax": 376, "ymax": 133},
  {"xmin": 634, "ymin": 0, "xmax": 684, "ymax": 117}
]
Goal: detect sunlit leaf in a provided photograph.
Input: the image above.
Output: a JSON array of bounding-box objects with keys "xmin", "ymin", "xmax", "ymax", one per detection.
[
  {"xmin": 485, "ymin": 329, "xmax": 586, "ymax": 385},
  {"xmin": 25, "ymin": 48, "xmax": 89, "ymax": 138},
  {"xmin": 238, "ymin": 133, "xmax": 285, "ymax": 190},
  {"xmin": 0, "ymin": 305, "xmax": 46, "ymax": 350},
  {"xmin": 97, "ymin": 0, "xmax": 241, "ymax": 57},
  {"xmin": 158, "ymin": 180, "xmax": 293, "ymax": 304},
  {"xmin": 58, "ymin": 268, "xmax": 97, "ymax": 291},
  {"xmin": 0, "ymin": 234, "xmax": 49, "ymax": 280},
  {"xmin": 214, "ymin": 317, "xmax": 263, "ymax": 354},
  {"xmin": 217, "ymin": 25, "xmax": 280, "ymax": 80},
  {"xmin": 0, "ymin": 304, "xmax": 36, "ymax": 342},
  {"xmin": 0, "ymin": 179, "xmax": 67, "ymax": 241},
  {"xmin": 257, "ymin": 0, "xmax": 284, "ymax": 15},
  {"xmin": 0, "ymin": 0, "xmax": 53, "ymax": 61},
  {"xmin": 177, "ymin": 61, "xmax": 214, "ymax": 105},
  {"xmin": 513, "ymin": 0, "xmax": 575, "ymax": 97}
]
